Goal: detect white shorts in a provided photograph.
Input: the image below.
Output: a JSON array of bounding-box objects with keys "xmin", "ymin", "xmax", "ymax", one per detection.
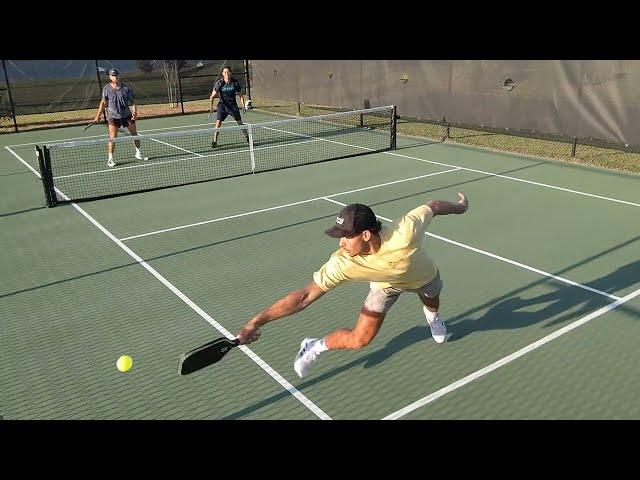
[{"xmin": 363, "ymin": 271, "xmax": 443, "ymax": 314}]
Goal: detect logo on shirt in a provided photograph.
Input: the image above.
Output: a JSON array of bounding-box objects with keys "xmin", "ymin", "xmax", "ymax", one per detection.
[{"xmin": 336, "ymin": 216, "xmax": 344, "ymax": 225}]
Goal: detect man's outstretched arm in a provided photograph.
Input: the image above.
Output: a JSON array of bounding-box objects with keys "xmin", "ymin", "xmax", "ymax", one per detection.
[
  {"xmin": 236, "ymin": 282, "xmax": 327, "ymax": 344},
  {"xmin": 427, "ymin": 192, "xmax": 469, "ymax": 216}
]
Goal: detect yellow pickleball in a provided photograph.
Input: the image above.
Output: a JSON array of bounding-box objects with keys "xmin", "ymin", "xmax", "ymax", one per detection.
[{"xmin": 117, "ymin": 355, "xmax": 133, "ymax": 372}]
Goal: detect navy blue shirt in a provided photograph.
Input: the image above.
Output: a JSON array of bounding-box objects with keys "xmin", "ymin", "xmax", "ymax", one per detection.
[
  {"xmin": 213, "ymin": 77, "xmax": 242, "ymax": 109},
  {"xmin": 102, "ymin": 84, "xmax": 134, "ymax": 119}
]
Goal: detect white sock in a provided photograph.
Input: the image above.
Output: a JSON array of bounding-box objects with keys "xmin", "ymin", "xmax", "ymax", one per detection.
[
  {"xmin": 312, "ymin": 338, "xmax": 329, "ymax": 354},
  {"xmin": 108, "ymin": 153, "xmax": 113, "ymax": 161},
  {"xmin": 423, "ymin": 307, "xmax": 439, "ymax": 323},
  {"xmin": 136, "ymin": 147, "xmax": 141, "ymax": 154}
]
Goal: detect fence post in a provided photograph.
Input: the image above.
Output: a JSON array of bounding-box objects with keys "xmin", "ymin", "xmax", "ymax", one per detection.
[
  {"xmin": 296, "ymin": 62, "xmax": 301, "ymax": 116},
  {"xmin": 244, "ymin": 59, "xmax": 251, "ymax": 99},
  {"xmin": 95, "ymin": 60, "xmax": 103, "ymax": 92},
  {"xmin": 571, "ymin": 137, "xmax": 577, "ymax": 157},
  {"xmin": 2, "ymin": 60, "xmax": 19, "ymax": 133},
  {"xmin": 94, "ymin": 60, "xmax": 105, "ymax": 122},
  {"xmin": 177, "ymin": 62, "xmax": 185, "ymax": 114}
]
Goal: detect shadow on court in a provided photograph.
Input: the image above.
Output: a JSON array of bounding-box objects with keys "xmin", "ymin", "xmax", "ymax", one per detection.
[
  {"xmin": 395, "ymin": 138, "xmax": 444, "ymax": 149},
  {"xmin": 449, "ymin": 259, "xmax": 640, "ymax": 341},
  {"xmin": 221, "ymin": 253, "xmax": 640, "ymax": 419},
  {"xmin": 0, "ymin": 212, "xmax": 337, "ymax": 299},
  {"xmin": 0, "ymin": 206, "xmax": 46, "ymax": 218}
]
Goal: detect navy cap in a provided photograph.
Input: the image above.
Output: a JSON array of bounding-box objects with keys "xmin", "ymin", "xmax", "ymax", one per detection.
[
  {"xmin": 108, "ymin": 68, "xmax": 120, "ymax": 76},
  {"xmin": 324, "ymin": 203, "xmax": 380, "ymax": 238}
]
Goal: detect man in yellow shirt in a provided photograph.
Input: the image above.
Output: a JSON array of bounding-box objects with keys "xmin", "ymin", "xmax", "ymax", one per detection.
[{"xmin": 236, "ymin": 193, "xmax": 469, "ymax": 378}]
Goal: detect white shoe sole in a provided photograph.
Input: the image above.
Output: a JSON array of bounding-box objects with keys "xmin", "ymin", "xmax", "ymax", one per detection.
[
  {"xmin": 431, "ymin": 332, "xmax": 446, "ymax": 344},
  {"xmin": 424, "ymin": 307, "xmax": 447, "ymax": 343},
  {"xmin": 294, "ymin": 338, "xmax": 317, "ymax": 378}
]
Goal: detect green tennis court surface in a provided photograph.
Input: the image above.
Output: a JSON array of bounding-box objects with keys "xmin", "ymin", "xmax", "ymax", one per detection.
[{"xmin": 2, "ymin": 108, "xmax": 639, "ymax": 419}]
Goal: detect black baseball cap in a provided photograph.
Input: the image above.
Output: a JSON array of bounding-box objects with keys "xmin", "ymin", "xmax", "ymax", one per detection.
[
  {"xmin": 108, "ymin": 68, "xmax": 120, "ymax": 76},
  {"xmin": 324, "ymin": 203, "xmax": 380, "ymax": 238}
]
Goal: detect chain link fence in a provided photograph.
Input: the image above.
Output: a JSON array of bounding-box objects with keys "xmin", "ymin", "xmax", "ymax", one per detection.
[
  {"xmin": 4, "ymin": 59, "xmax": 639, "ymax": 175},
  {"xmin": 249, "ymin": 60, "xmax": 640, "ymax": 174},
  {"xmin": 0, "ymin": 59, "xmax": 248, "ymax": 134}
]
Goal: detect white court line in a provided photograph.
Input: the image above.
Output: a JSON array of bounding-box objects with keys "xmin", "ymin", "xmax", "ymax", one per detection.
[
  {"xmin": 5, "ymin": 146, "xmax": 41, "ymax": 176},
  {"xmin": 148, "ymin": 137, "xmax": 204, "ymax": 157},
  {"xmin": 260, "ymin": 124, "xmax": 640, "ymax": 208},
  {"xmin": 52, "ymin": 138, "xmax": 319, "ymax": 180},
  {"xmin": 322, "ymin": 197, "xmax": 621, "ymax": 301},
  {"xmin": 4, "ymin": 145, "xmax": 332, "ymax": 421},
  {"xmin": 382, "ymin": 285, "xmax": 640, "ymax": 420},
  {"xmin": 384, "ymin": 150, "xmax": 640, "ymax": 208},
  {"xmin": 6, "ymin": 121, "xmax": 223, "ymax": 147},
  {"xmin": 119, "ymin": 168, "xmax": 461, "ymax": 241}
]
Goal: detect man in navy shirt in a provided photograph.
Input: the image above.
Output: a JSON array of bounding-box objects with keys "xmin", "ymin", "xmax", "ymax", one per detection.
[
  {"xmin": 209, "ymin": 66, "xmax": 249, "ymax": 148},
  {"xmin": 93, "ymin": 67, "xmax": 147, "ymax": 167}
]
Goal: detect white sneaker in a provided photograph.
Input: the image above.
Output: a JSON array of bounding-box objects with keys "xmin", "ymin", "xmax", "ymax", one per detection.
[
  {"xmin": 424, "ymin": 307, "xmax": 447, "ymax": 343},
  {"xmin": 294, "ymin": 338, "xmax": 321, "ymax": 378},
  {"xmin": 135, "ymin": 151, "xmax": 148, "ymax": 161},
  {"xmin": 107, "ymin": 158, "xmax": 116, "ymax": 167}
]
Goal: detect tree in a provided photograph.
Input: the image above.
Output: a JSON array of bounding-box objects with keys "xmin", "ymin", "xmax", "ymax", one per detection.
[
  {"xmin": 136, "ymin": 60, "xmax": 154, "ymax": 74},
  {"xmin": 135, "ymin": 60, "xmax": 186, "ymax": 108},
  {"xmin": 153, "ymin": 60, "xmax": 186, "ymax": 108}
]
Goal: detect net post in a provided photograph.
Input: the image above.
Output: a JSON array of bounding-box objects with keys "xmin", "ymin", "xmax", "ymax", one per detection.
[
  {"xmin": 36, "ymin": 145, "xmax": 56, "ymax": 207},
  {"xmin": 247, "ymin": 124, "xmax": 256, "ymax": 173},
  {"xmin": 390, "ymin": 105, "xmax": 397, "ymax": 150},
  {"xmin": 571, "ymin": 137, "xmax": 577, "ymax": 157}
]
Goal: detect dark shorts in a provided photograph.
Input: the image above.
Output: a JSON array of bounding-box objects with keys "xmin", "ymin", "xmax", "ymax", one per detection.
[
  {"xmin": 216, "ymin": 103, "xmax": 242, "ymax": 122},
  {"xmin": 108, "ymin": 115, "xmax": 134, "ymax": 128}
]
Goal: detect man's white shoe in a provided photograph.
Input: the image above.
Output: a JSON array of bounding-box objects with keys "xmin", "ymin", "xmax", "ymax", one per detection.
[
  {"xmin": 294, "ymin": 338, "xmax": 321, "ymax": 378},
  {"xmin": 424, "ymin": 307, "xmax": 447, "ymax": 343},
  {"xmin": 135, "ymin": 151, "xmax": 148, "ymax": 161},
  {"xmin": 107, "ymin": 158, "xmax": 116, "ymax": 167}
]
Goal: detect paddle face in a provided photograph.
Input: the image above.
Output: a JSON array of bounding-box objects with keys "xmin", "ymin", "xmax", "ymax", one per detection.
[{"xmin": 178, "ymin": 337, "xmax": 239, "ymax": 375}]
